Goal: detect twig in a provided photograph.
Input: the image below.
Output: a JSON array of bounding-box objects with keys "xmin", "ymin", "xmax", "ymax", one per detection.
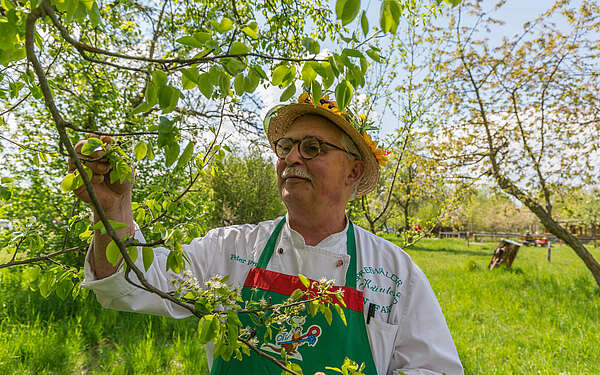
[
  {"xmin": 0, "ymin": 93, "xmax": 31, "ymax": 116},
  {"xmin": 0, "ymin": 245, "xmax": 86, "ymax": 269},
  {"xmin": 26, "ymin": 0, "xmax": 201, "ymax": 318},
  {"xmin": 0, "ymin": 133, "xmax": 53, "ymax": 154},
  {"xmin": 43, "ymin": 2, "xmax": 324, "ymax": 66},
  {"xmin": 238, "ymin": 337, "xmax": 300, "ymax": 375}
]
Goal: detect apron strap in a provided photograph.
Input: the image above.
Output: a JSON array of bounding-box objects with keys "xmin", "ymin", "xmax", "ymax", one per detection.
[
  {"xmin": 345, "ymin": 220, "xmax": 357, "ymax": 289},
  {"xmin": 256, "ymin": 217, "xmax": 286, "ymax": 269},
  {"xmin": 255, "ymin": 217, "xmax": 358, "ymax": 289}
]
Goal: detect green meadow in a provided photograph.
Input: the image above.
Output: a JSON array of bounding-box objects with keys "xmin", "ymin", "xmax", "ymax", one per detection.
[{"xmin": 1, "ymin": 238, "xmax": 599, "ymax": 374}]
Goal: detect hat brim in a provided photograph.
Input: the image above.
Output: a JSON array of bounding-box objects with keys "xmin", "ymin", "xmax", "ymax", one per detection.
[{"xmin": 265, "ymin": 103, "xmax": 379, "ymax": 197}]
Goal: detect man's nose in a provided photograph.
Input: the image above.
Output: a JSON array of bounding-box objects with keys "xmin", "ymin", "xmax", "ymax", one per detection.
[{"xmin": 284, "ymin": 142, "xmax": 303, "ymax": 165}]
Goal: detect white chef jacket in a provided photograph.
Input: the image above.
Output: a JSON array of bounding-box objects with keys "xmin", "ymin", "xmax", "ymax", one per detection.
[{"xmin": 81, "ymin": 216, "xmax": 463, "ymax": 375}]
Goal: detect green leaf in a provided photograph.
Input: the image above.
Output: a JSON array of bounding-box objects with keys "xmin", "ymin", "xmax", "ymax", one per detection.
[
  {"xmin": 244, "ymin": 70, "xmax": 260, "ymax": 93},
  {"xmin": 366, "ymin": 48, "xmax": 381, "ymax": 62},
  {"xmin": 39, "ymin": 272, "xmax": 56, "ymax": 298},
  {"xmin": 106, "ymin": 240, "xmax": 122, "ymax": 266},
  {"xmin": 301, "ymin": 62, "xmax": 317, "ymax": 84},
  {"xmin": 134, "ymin": 142, "xmax": 147, "ymax": 161},
  {"xmin": 158, "ymin": 116, "xmax": 177, "ymax": 147},
  {"xmin": 230, "ymin": 41, "xmax": 250, "ymax": 55},
  {"xmin": 241, "ymin": 24, "xmax": 258, "ymax": 39},
  {"xmin": 271, "ymin": 65, "xmax": 290, "ymax": 87},
  {"xmin": 92, "ymin": 219, "xmax": 126, "ymax": 235},
  {"xmin": 221, "ymin": 58, "xmax": 246, "ymax": 76},
  {"xmin": 56, "ymin": 278, "xmax": 73, "ymax": 300},
  {"xmin": 142, "ymin": 247, "xmax": 154, "ymax": 271},
  {"xmin": 279, "ymin": 84, "xmax": 296, "ymax": 101},
  {"xmin": 311, "ymin": 80, "xmax": 322, "ymax": 106},
  {"xmin": 176, "ymin": 36, "xmax": 205, "ymax": 48},
  {"xmin": 335, "ymin": 80, "xmax": 353, "ymax": 110},
  {"xmin": 211, "ymin": 17, "xmax": 233, "ymax": 33},
  {"xmin": 166, "ymin": 251, "xmax": 184, "ymax": 273},
  {"xmin": 80, "ymin": 0, "xmax": 94, "ymax": 10},
  {"xmin": 175, "ymin": 141, "xmax": 195, "ymax": 170},
  {"xmin": 60, "ymin": 173, "xmax": 76, "ymax": 192},
  {"xmin": 380, "ymin": 0, "xmax": 402, "ymax": 34},
  {"xmin": 252, "ymin": 65, "xmax": 267, "ymax": 79},
  {"xmin": 336, "ymin": 0, "xmax": 361, "ymax": 26},
  {"xmin": 147, "ymin": 143, "xmax": 155, "ymax": 161},
  {"xmin": 127, "ymin": 246, "xmax": 138, "ymax": 263},
  {"xmin": 198, "ymin": 314, "xmax": 219, "ymax": 344},
  {"xmin": 80, "ymin": 137, "xmax": 104, "ymax": 155},
  {"xmin": 88, "ymin": 2, "xmax": 103, "ymax": 27},
  {"xmin": 164, "ymin": 142, "xmax": 180, "ymax": 167},
  {"xmin": 152, "ymin": 70, "xmax": 168, "ymax": 88},
  {"xmin": 23, "ymin": 267, "xmax": 41, "ymax": 284},
  {"xmin": 109, "ymin": 158, "xmax": 132, "ymax": 184},
  {"xmin": 234, "ymin": 74, "xmax": 245, "ymax": 96},
  {"xmin": 360, "ymin": 10, "xmax": 369, "ymax": 36},
  {"xmin": 302, "ymin": 37, "xmax": 320, "ymax": 55},
  {"xmin": 145, "ymin": 81, "xmax": 158, "ymax": 106},
  {"xmin": 159, "ymin": 85, "xmax": 178, "ymax": 110},
  {"xmin": 131, "ymin": 101, "xmax": 152, "ymax": 115},
  {"xmin": 0, "ymin": 185, "xmax": 10, "ymax": 201},
  {"xmin": 298, "ymin": 273, "xmax": 310, "ymax": 288},
  {"xmin": 197, "ymin": 73, "xmax": 214, "ymax": 99},
  {"xmin": 328, "ymin": 55, "xmax": 341, "ymax": 77},
  {"xmin": 182, "ymin": 68, "xmax": 198, "ymax": 90},
  {"xmin": 342, "ymin": 48, "xmax": 365, "ymax": 59}
]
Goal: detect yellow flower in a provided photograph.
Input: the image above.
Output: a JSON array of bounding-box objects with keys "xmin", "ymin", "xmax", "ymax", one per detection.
[
  {"xmin": 298, "ymin": 92, "xmax": 311, "ymax": 103},
  {"xmin": 362, "ymin": 131, "xmax": 390, "ymax": 166}
]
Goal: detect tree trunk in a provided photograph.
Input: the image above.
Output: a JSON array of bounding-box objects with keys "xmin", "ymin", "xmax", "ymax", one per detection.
[{"xmin": 528, "ymin": 203, "xmax": 600, "ymax": 289}]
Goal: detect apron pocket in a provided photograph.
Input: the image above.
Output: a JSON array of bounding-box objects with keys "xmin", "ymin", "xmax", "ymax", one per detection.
[{"xmin": 366, "ymin": 318, "xmax": 399, "ymax": 375}]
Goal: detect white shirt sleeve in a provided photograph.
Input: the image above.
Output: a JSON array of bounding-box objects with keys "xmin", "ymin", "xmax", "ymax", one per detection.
[
  {"xmin": 389, "ymin": 263, "xmax": 463, "ymax": 375},
  {"xmin": 80, "ymin": 224, "xmax": 221, "ymax": 318}
]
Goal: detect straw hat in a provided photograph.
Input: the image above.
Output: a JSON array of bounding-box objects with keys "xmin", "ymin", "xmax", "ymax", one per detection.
[{"xmin": 264, "ymin": 93, "xmax": 389, "ymax": 196}]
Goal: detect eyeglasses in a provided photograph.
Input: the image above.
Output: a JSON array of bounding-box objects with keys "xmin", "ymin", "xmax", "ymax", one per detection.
[{"xmin": 274, "ymin": 136, "xmax": 360, "ymax": 160}]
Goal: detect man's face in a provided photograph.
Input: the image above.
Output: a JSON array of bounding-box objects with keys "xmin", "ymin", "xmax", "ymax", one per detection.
[{"xmin": 275, "ymin": 115, "xmax": 361, "ymax": 211}]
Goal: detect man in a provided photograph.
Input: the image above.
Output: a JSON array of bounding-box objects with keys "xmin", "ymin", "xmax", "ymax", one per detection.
[{"xmin": 78, "ymin": 94, "xmax": 463, "ymax": 375}]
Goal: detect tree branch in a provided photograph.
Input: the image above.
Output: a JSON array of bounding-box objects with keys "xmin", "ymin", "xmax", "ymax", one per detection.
[{"xmin": 0, "ymin": 245, "xmax": 86, "ymax": 269}]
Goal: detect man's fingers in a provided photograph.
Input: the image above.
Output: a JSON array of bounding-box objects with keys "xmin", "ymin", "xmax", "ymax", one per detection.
[
  {"xmin": 74, "ymin": 139, "xmax": 87, "ymax": 154},
  {"xmin": 89, "ymin": 161, "xmax": 111, "ymax": 175},
  {"xmin": 91, "ymin": 174, "xmax": 104, "ymax": 184}
]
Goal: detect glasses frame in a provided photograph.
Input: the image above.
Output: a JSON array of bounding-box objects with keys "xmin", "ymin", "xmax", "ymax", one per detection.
[{"xmin": 274, "ymin": 136, "xmax": 360, "ymax": 160}]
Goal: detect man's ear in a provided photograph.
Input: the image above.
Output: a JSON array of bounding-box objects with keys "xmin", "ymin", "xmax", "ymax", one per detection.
[{"xmin": 346, "ymin": 160, "xmax": 365, "ymax": 187}]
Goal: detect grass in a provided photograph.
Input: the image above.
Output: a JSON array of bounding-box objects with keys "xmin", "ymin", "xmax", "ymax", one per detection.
[
  {"xmin": 1, "ymin": 239, "xmax": 599, "ymax": 374},
  {"xmin": 0, "ymin": 263, "xmax": 208, "ymax": 374},
  {"xmin": 401, "ymin": 238, "xmax": 600, "ymax": 375}
]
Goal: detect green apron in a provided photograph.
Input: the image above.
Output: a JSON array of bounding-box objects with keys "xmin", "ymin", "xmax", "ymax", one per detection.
[{"xmin": 211, "ymin": 218, "xmax": 378, "ymax": 374}]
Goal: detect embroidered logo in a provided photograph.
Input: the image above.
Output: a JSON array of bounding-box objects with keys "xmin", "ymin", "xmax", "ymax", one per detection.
[{"xmin": 261, "ymin": 316, "xmax": 321, "ymax": 360}]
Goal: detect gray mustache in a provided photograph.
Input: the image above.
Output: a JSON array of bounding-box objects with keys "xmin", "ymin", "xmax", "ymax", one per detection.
[{"xmin": 282, "ymin": 167, "xmax": 313, "ymax": 181}]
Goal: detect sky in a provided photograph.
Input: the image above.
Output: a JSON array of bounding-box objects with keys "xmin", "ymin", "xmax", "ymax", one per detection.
[{"xmin": 254, "ymin": 0, "xmax": 573, "ymax": 139}]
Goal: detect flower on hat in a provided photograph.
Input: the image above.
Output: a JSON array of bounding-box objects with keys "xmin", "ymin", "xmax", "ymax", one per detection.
[
  {"xmin": 299, "ymin": 93, "xmax": 347, "ymax": 118},
  {"xmin": 362, "ymin": 131, "xmax": 390, "ymax": 166},
  {"xmin": 297, "ymin": 92, "xmax": 389, "ymax": 166}
]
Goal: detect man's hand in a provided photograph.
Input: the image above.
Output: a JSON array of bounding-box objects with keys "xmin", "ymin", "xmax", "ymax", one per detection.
[
  {"xmin": 68, "ymin": 135, "xmax": 133, "ymax": 213},
  {"xmin": 69, "ymin": 134, "xmax": 135, "ymax": 279}
]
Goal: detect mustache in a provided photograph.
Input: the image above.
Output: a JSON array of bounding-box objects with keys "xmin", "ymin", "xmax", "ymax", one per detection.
[{"xmin": 281, "ymin": 167, "xmax": 313, "ymax": 181}]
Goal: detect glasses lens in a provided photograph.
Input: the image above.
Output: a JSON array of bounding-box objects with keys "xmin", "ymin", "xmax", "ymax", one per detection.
[
  {"xmin": 275, "ymin": 138, "xmax": 294, "ymax": 158},
  {"xmin": 300, "ymin": 137, "xmax": 320, "ymax": 159}
]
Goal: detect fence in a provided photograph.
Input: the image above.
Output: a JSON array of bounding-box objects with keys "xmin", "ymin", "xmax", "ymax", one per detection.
[{"xmin": 437, "ymin": 232, "xmax": 599, "ymax": 247}]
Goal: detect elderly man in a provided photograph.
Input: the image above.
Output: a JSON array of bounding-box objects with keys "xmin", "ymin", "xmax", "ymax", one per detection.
[{"xmin": 79, "ymin": 94, "xmax": 463, "ymax": 375}]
